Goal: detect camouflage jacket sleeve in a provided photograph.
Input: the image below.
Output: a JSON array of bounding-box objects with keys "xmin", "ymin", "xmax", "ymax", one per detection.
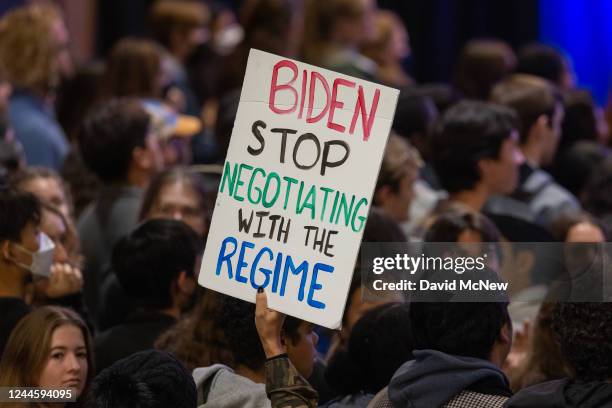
[{"xmin": 265, "ymin": 354, "xmax": 318, "ymax": 408}]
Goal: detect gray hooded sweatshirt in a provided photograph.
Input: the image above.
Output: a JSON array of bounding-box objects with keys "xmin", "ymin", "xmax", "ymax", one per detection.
[{"xmin": 193, "ymin": 364, "xmax": 271, "ymax": 408}]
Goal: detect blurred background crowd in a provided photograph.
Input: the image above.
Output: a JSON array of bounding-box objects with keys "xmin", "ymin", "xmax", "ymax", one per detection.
[{"xmin": 1, "ymin": 0, "xmax": 612, "ymax": 407}]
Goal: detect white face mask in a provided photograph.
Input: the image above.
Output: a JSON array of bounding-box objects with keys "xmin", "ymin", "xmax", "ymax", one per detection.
[{"xmin": 11, "ymin": 233, "xmax": 55, "ymax": 278}]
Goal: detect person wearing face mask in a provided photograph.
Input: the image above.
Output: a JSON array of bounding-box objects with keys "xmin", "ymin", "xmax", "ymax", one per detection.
[
  {"xmin": 0, "ymin": 306, "xmax": 93, "ymax": 407},
  {"xmin": 0, "ymin": 188, "xmax": 87, "ymax": 358},
  {"xmin": 0, "ymin": 188, "xmax": 44, "ymax": 357}
]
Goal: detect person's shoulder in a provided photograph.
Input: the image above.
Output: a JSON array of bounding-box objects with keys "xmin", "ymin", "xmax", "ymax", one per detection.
[
  {"xmin": 503, "ymin": 379, "xmax": 568, "ymax": 408},
  {"xmin": 444, "ymin": 390, "xmax": 508, "ymax": 407},
  {"xmin": 366, "ymin": 386, "xmax": 393, "ymax": 408},
  {"xmin": 528, "ymin": 169, "xmax": 577, "ymax": 202},
  {"xmin": 194, "ymin": 365, "xmax": 269, "ymax": 408}
]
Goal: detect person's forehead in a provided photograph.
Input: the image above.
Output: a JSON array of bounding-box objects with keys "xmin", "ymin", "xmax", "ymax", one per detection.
[
  {"xmin": 51, "ymin": 324, "xmax": 85, "ymax": 346},
  {"xmin": 26, "ymin": 177, "xmax": 61, "ymax": 195},
  {"xmin": 158, "ymin": 182, "xmax": 199, "ymax": 204}
]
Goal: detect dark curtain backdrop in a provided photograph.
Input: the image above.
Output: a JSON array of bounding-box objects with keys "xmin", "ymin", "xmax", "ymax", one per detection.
[
  {"xmin": 95, "ymin": 0, "xmax": 539, "ymax": 81},
  {"xmin": 378, "ymin": 0, "xmax": 539, "ymax": 84}
]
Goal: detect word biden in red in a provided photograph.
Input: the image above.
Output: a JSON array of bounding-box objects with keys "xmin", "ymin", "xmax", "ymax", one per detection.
[{"xmin": 269, "ymin": 60, "xmax": 381, "ymax": 142}]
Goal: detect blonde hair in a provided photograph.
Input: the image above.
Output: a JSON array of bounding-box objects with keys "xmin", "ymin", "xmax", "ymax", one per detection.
[{"xmin": 0, "ymin": 4, "xmax": 64, "ymax": 93}]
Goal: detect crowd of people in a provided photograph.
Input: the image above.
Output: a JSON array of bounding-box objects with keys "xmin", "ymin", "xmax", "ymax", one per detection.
[{"xmin": 1, "ymin": 0, "xmax": 612, "ymax": 407}]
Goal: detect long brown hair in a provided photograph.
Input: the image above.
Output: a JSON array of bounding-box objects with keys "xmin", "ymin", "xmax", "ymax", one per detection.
[
  {"xmin": 0, "ymin": 307, "xmax": 94, "ymax": 406},
  {"xmin": 155, "ymin": 290, "xmax": 234, "ymax": 372},
  {"xmin": 509, "ymin": 302, "xmax": 570, "ymax": 391}
]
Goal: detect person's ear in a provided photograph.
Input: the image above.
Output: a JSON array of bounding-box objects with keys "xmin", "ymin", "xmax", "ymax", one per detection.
[
  {"xmin": 177, "ymin": 270, "xmax": 196, "ymax": 295},
  {"xmin": 499, "ymin": 321, "xmax": 512, "ymax": 345},
  {"xmin": 1, "ymin": 240, "xmax": 11, "ymax": 260},
  {"xmin": 132, "ymin": 146, "xmax": 152, "ymax": 170},
  {"xmin": 533, "ymin": 115, "xmax": 549, "ymax": 138},
  {"xmin": 477, "ymin": 158, "xmax": 491, "ymax": 181}
]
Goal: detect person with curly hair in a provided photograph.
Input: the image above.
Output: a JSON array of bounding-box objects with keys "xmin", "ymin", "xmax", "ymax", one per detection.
[
  {"xmin": 193, "ymin": 294, "xmax": 318, "ymax": 407},
  {"xmin": 506, "ymin": 302, "xmax": 612, "ymax": 407},
  {"xmin": 0, "ymin": 4, "xmax": 72, "ymax": 170}
]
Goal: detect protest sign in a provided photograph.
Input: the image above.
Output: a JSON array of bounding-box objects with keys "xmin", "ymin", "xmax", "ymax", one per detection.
[{"xmin": 199, "ymin": 49, "xmax": 399, "ymax": 328}]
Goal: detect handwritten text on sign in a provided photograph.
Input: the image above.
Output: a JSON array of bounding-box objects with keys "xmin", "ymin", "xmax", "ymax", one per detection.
[{"xmin": 199, "ymin": 49, "xmax": 398, "ymax": 328}]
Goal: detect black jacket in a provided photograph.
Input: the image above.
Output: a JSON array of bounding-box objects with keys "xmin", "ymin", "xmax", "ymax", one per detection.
[
  {"xmin": 94, "ymin": 309, "xmax": 177, "ymax": 372},
  {"xmin": 0, "ymin": 297, "xmax": 31, "ymax": 357},
  {"xmin": 505, "ymin": 379, "xmax": 612, "ymax": 408}
]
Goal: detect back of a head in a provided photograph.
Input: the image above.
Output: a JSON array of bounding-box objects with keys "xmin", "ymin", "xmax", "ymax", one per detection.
[
  {"xmin": 149, "ymin": 0, "xmax": 209, "ymax": 49},
  {"xmin": 78, "ymin": 98, "xmax": 150, "ymax": 183},
  {"xmin": 410, "ymin": 301, "xmax": 509, "ymax": 360},
  {"xmin": 302, "ymin": 0, "xmax": 366, "ymax": 64},
  {"xmin": 425, "ymin": 205, "xmax": 501, "ymax": 243},
  {"xmin": 217, "ymin": 295, "xmax": 303, "ymax": 372},
  {"xmin": 559, "ymin": 90, "xmax": 599, "ymax": 153},
  {"xmin": 490, "ymin": 74, "xmax": 560, "ymax": 144},
  {"xmin": 215, "ymin": 295, "xmax": 265, "ymax": 371},
  {"xmin": 86, "ymin": 349, "xmax": 196, "ymax": 408},
  {"xmin": 583, "ymin": 158, "xmax": 612, "ymax": 219},
  {"xmin": 0, "ymin": 187, "xmax": 41, "ymax": 243},
  {"xmin": 104, "ymin": 38, "xmax": 162, "ymax": 99},
  {"xmin": 392, "ymin": 89, "xmax": 439, "ymax": 143},
  {"xmin": 431, "ymin": 100, "xmax": 518, "ymax": 193},
  {"xmin": 240, "ymin": 0, "xmax": 295, "ymax": 54},
  {"xmin": 326, "ymin": 303, "xmax": 414, "ymax": 395},
  {"xmin": 112, "ymin": 218, "xmax": 202, "ymax": 309},
  {"xmin": 417, "ymin": 83, "xmax": 462, "ymax": 115},
  {"xmin": 555, "ymin": 141, "xmax": 606, "ymax": 198},
  {"xmin": 362, "ymin": 207, "xmax": 408, "ymax": 243},
  {"xmin": 551, "ymin": 303, "xmax": 612, "ymax": 381},
  {"xmin": 454, "ymin": 38, "xmax": 516, "ymax": 100},
  {"xmin": 516, "ymin": 43, "xmax": 568, "ymax": 87},
  {"xmin": 0, "ymin": 4, "xmax": 63, "ymax": 93}
]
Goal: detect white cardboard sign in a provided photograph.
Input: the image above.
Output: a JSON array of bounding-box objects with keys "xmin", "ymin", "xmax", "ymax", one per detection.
[{"xmin": 199, "ymin": 49, "xmax": 399, "ymax": 329}]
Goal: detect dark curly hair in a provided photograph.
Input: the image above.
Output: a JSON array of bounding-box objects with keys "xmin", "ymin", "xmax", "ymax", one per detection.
[
  {"xmin": 410, "ymin": 301, "xmax": 510, "ymax": 360},
  {"xmin": 0, "ymin": 187, "xmax": 41, "ymax": 242},
  {"xmin": 551, "ymin": 302, "xmax": 612, "ymax": 381},
  {"xmin": 217, "ymin": 295, "xmax": 302, "ymax": 371}
]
